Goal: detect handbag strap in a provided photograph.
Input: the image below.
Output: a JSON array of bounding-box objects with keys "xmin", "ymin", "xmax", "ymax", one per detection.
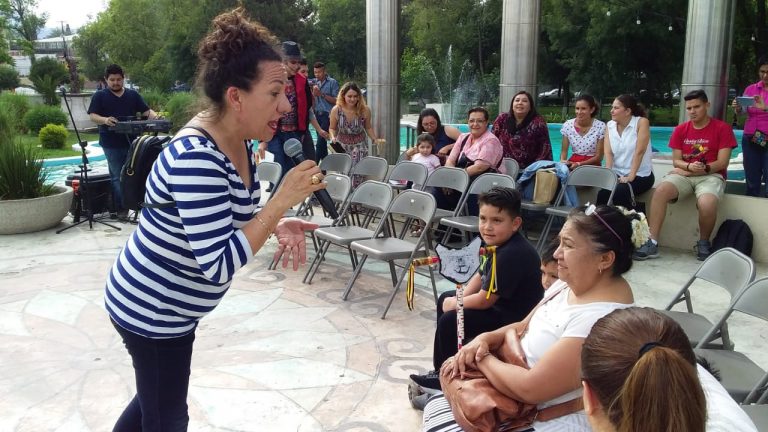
[
  {"xmin": 518, "ymin": 282, "xmax": 568, "ymax": 337},
  {"xmin": 535, "ymin": 397, "xmax": 585, "ymax": 422}
]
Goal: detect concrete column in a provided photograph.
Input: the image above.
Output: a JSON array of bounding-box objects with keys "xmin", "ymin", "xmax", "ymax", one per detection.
[
  {"xmin": 679, "ymin": 0, "xmax": 735, "ymax": 122},
  {"xmin": 499, "ymin": 0, "xmax": 540, "ymax": 113},
  {"xmin": 367, "ymin": 0, "xmax": 401, "ymax": 163}
]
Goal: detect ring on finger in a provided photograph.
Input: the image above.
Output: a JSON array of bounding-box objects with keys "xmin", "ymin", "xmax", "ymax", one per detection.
[{"xmin": 311, "ymin": 174, "xmax": 321, "ymax": 185}]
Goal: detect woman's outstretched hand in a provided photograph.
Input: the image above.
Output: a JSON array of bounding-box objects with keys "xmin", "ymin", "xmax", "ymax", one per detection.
[{"xmin": 272, "ymin": 218, "xmax": 319, "ymax": 270}]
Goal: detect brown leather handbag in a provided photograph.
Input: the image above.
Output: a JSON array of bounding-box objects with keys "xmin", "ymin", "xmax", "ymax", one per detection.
[{"xmin": 438, "ymin": 285, "xmax": 583, "ymax": 432}]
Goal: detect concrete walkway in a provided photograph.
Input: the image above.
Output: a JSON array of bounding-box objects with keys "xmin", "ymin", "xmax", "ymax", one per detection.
[{"xmin": 1, "ymin": 218, "xmax": 766, "ymax": 431}]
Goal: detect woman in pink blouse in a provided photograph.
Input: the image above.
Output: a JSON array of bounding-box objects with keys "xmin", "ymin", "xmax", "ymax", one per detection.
[
  {"xmin": 560, "ymin": 95, "xmax": 605, "ymax": 170},
  {"xmin": 492, "ymin": 91, "xmax": 552, "ymax": 169},
  {"xmin": 732, "ymin": 56, "xmax": 768, "ymax": 197}
]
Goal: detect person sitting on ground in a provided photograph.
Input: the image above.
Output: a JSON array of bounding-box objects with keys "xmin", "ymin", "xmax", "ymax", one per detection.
[
  {"xmin": 423, "ymin": 204, "xmax": 636, "ymax": 431},
  {"xmin": 540, "ymin": 239, "xmax": 559, "ymax": 290},
  {"xmin": 560, "ymin": 94, "xmax": 606, "ymax": 170},
  {"xmin": 582, "ymin": 307, "xmax": 757, "ymax": 432},
  {"xmin": 407, "ymin": 133, "xmax": 442, "ymax": 237},
  {"xmin": 634, "ymin": 90, "xmax": 737, "ymax": 261},
  {"xmin": 410, "ymin": 187, "xmax": 543, "ymax": 402}
]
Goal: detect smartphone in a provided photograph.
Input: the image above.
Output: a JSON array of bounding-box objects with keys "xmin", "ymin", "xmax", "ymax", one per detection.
[{"xmin": 737, "ymin": 96, "xmax": 755, "ymax": 108}]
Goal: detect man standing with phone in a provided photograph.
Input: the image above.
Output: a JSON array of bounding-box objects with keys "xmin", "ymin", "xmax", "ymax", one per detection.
[{"xmin": 311, "ymin": 62, "xmax": 339, "ymax": 162}]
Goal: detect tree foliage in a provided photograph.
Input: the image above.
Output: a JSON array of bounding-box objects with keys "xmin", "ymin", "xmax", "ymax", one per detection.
[
  {"xmin": 0, "ymin": 64, "xmax": 20, "ymax": 90},
  {"xmin": 1, "ymin": 0, "xmax": 47, "ymax": 61},
  {"xmin": 305, "ymin": 0, "xmax": 366, "ymax": 81},
  {"xmin": 29, "ymin": 57, "xmax": 68, "ymax": 105}
]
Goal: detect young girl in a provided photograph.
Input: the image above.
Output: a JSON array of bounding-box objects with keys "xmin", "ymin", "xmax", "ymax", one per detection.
[{"xmin": 408, "ymin": 133, "xmax": 441, "ymax": 236}]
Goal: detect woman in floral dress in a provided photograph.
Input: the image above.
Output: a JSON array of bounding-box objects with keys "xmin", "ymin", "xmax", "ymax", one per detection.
[{"xmin": 329, "ymin": 82, "xmax": 379, "ymax": 186}]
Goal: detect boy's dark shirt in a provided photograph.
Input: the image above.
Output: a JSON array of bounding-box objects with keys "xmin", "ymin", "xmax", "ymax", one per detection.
[{"xmin": 481, "ymin": 231, "xmax": 543, "ymax": 321}]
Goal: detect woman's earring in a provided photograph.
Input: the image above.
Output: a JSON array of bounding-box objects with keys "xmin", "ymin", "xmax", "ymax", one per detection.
[{"xmin": 598, "ymin": 267, "xmax": 603, "ymax": 275}]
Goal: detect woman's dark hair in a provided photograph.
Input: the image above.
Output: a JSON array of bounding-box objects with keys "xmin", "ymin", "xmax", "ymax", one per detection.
[
  {"xmin": 575, "ymin": 94, "xmax": 599, "ymax": 118},
  {"xmin": 478, "ymin": 187, "xmax": 521, "ymax": 219},
  {"xmin": 566, "ymin": 205, "xmax": 633, "ymax": 276},
  {"xmin": 417, "ymin": 108, "xmax": 444, "ymax": 135},
  {"xmin": 194, "ymin": 8, "xmax": 282, "ymax": 118},
  {"xmin": 506, "ymin": 91, "xmax": 539, "ymax": 133},
  {"xmin": 582, "ymin": 307, "xmax": 706, "ymax": 432},
  {"xmin": 758, "ymin": 55, "xmax": 768, "ymax": 68},
  {"xmin": 467, "ymin": 106, "xmax": 489, "ymax": 122},
  {"xmin": 416, "ymin": 133, "xmax": 436, "ymax": 148},
  {"xmin": 615, "ymin": 94, "xmax": 647, "ymax": 118}
]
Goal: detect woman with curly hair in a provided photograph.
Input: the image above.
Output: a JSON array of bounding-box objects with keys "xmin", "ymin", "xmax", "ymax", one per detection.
[{"xmin": 329, "ymin": 82, "xmax": 379, "ymax": 185}]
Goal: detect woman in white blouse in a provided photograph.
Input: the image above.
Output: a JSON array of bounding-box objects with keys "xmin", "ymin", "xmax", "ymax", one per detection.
[
  {"xmin": 560, "ymin": 94, "xmax": 605, "ymax": 169},
  {"xmin": 599, "ymin": 94, "xmax": 655, "ymax": 209}
]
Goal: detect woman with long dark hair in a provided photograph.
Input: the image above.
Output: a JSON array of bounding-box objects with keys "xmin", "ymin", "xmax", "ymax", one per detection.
[
  {"xmin": 406, "ymin": 108, "xmax": 462, "ymax": 161},
  {"xmin": 492, "ymin": 91, "xmax": 552, "ymax": 169},
  {"xmin": 560, "ymin": 94, "xmax": 605, "ymax": 169}
]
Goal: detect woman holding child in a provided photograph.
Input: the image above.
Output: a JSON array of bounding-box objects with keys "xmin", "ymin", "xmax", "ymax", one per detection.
[
  {"xmin": 406, "ymin": 108, "xmax": 462, "ymax": 162},
  {"xmin": 423, "ymin": 205, "xmax": 637, "ymax": 431}
]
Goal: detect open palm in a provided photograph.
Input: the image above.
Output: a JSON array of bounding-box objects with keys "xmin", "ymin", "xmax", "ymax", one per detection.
[{"xmin": 272, "ymin": 218, "xmax": 319, "ymax": 270}]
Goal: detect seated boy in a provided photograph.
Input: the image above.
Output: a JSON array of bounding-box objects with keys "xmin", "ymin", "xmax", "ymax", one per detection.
[
  {"xmin": 409, "ymin": 187, "xmax": 543, "ymax": 392},
  {"xmin": 540, "ymin": 239, "xmax": 559, "ymax": 290}
]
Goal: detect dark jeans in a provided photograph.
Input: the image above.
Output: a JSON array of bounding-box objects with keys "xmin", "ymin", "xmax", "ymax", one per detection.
[
  {"xmin": 267, "ymin": 131, "xmax": 303, "ymax": 181},
  {"xmin": 314, "ymin": 111, "xmax": 330, "ymax": 162},
  {"xmin": 742, "ymin": 134, "xmax": 768, "ymax": 197},
  {"xmin": 433, "ymin": 188, "xmax": 479, "ymax": 216},
  {"xmin": 103, "ymin": 145, "xmax": 130, "ymax": 211},
  {"xmin": 432, "ymin": 291, "xmax": 509, "ymax": 371},
  {"xmin": 112, "ymin": 321, "xmax": 195, "ymax": 432},
  {"xmin": 596, "ymin": 172, "xmax": 655, "ymax": 210}
]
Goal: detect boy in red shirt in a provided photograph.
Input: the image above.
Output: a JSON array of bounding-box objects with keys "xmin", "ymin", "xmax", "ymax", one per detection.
[{"xmin": 635, "ymin": 90, "xmax": 736, "ymax": 261}]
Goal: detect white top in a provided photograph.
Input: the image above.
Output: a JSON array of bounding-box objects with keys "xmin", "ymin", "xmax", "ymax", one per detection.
[
  {"xmin": 522, "ymin": 280, "xmax": 634, "ymax": 431},
  {"xmin": 411, "ymin": 153, "xmax": 441, "ymax": 175},
  {"xmin": 606, "ymin": 116, "xmax": 653, "ymax": 177},
  {"xmin": 561, "ymin": 118, "xmax": 606, "ymax": 157},
  {"xmin": 699, "ymin": 365, "xmax": 758, "ymax": 432}
]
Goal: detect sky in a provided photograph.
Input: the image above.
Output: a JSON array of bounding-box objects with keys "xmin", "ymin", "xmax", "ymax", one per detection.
[{"xmin": 36, "ymin": 0, "xmax": 108, "ymax": 31}]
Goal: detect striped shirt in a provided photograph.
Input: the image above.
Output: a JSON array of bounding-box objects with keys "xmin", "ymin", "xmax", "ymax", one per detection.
[{"xmin": 105, "ymin": 134, "xmax": 260, "ymax": 338}]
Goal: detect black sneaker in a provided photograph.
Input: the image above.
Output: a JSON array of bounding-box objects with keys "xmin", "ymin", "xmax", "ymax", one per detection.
[
  {"xmin": 696, "ymin": 240, "xmax": 712, "ymax": 261},
  {"xmin": 409, "ymin": 370, "xmax": 441, "ymax": 391}
]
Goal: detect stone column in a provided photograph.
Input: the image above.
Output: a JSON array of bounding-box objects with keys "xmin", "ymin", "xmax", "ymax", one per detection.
[
  {"xmin": 679, "ymin": 0, "xmax": 735, "ymax": 122},
  {"xmin": 367, "ymin": 0, "xmax": 401, "ymax": 163},
  {"xmin": 499, "ymin": 0, "xmax": 540, "ymax": 114}
]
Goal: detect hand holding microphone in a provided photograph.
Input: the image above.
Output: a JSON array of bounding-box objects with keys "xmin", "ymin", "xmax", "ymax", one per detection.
[{"xmin": 282, "ymin": 138, "xmax": 339, "ymax": 219}]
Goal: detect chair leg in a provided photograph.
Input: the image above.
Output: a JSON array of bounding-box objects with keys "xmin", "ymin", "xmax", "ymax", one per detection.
[
  {"xmin": 536, "ymin": 215, "xmax": 555, "ymax": 252},
  {"xmin": 342, "ymin": 255, "xmax": 368, "ymax": 300},
  {"xmin": 388, "ymin": 261, "xmax": 399, "ymax": 286},
  {"xmin": 304, "ymin": 240, "xmax": 331, "ymax": 284},
  {"xmin": 382, "ymin": 257, "xmax": 413, "ymax": 319},
  {"xmin": 427, "ymin": 263, "xmax": 438, "ymax": 307}
]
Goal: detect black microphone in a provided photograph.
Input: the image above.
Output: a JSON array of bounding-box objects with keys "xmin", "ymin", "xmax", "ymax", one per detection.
[{"xmin": 283, "ymin": 138, "xmax": 339, "ymax": 219}]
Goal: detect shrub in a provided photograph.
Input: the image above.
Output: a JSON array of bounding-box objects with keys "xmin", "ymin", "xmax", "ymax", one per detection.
[
  {"xmin": 29, "ymin": 58, "xmax": 69, "ymax": 105},
  {"xmin": 39, "ymin": 124, "xmax": 69, "ymax": 149},
  {"xmin": 165, "ymin": 91, "xmax": 197, "ymax": 133},
  {"xmin": 0, "ymin": 105, "xmax": 15, "ymax": 145},
  {"xmin": 141, "ymin": 88, "xmax": 170, "ymax": 112},
  {"xmin": 0, "ymin": 64, "xmax": 20, "ymax": 91},
  {"xmin": 0, "ymin": 130, "xmax": 54, "ymax": 200},
  {"xmin": 0, "ymin": 92, "xmax": 30, "ymax": 132},
  {"xmin": 24, "ymin": 105, "xmax": 68, "ymax": 134}
]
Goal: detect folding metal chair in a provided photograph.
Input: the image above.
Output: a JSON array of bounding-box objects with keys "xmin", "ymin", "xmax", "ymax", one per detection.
[
  {"xmin": 422, "ymin": 166, "xmax": 470, "ymax": 240},
  {"xmin": 254, "ymin": 161, "xmax": 282, "ymax": 209},
  {"xmin": 303, "ymin": 180, "xmax": 394, "ymax": 284},
  {"xmin": 268, "ymin": 174, "xmax": 352, "ymax": 270},
  {"xmin": 661, "ymin": 247, "xmax": 755, "ymax": 349},
  {"xmin": 440, "ymin": 173, "xmax": 517, "ymax": 244},
  {"xmin": 342, "ymin": 189, "xmax": 438, "ymax": 319},
  {"xmin": 693, "ymin": 276, "xmax": 768, "ymax": 403},
  {"xmin": 351, "ymin": 156, "xmax": 389, "ymax": 182},
  {"xmin": 535, "ymin": 165, "xmax": 617, "ymax": 251},
  {"xmin": 386, "ymin": 161, "xmax": 429, "ymax": 192},
  {"xmin": 320, "ymin": 153, "xmax": 353, "ymax": 175},
  {"xmin": 741, "ymin": 369, "xmax": 768, "ymax": 429},
  {"xmin": 502, "ymin": 158, "xmax": 520, "ymax": 179}
]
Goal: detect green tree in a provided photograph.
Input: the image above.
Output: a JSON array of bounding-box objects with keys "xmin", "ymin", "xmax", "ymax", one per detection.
[
  {"xmin": 401, "ymin": 47, "xmax": 438, "ymax": 103},
  {"xmin": 0, "ymin": 64, "xmax": 20, "ymax": 90},
  {"xmin": 29, "ymin": 57, "xmax": 68, "ymax": 105},
  {"xmin": 72, "ymin": 19, "xmax": 110, "ymax": 82},
  {"xmin": 305, "ymin": 0, "xmax": 365, "ymax": 81},
  {"xmin": 1, "ymin": 0, "xmax": 47, "ymax": 62}
]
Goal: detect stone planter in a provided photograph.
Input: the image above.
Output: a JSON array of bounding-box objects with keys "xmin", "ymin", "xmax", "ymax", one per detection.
[{"xmin": 0, "ymin": 186, "xmax": 73, "ymax": 234}]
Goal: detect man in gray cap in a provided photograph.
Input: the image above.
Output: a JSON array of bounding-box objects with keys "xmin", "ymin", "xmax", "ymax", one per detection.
[{"xmin": 261, "ymin": 41, "xmax": 328, "ymax": 180}]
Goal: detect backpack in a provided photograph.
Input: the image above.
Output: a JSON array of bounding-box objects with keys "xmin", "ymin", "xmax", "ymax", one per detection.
[
  {"xmin": 120, "ymin": 135, "xmax": 172, "ymax": 210},
  {"xmin": 711, "ymin": 219, "xmax": 753, "ymax": 256}
]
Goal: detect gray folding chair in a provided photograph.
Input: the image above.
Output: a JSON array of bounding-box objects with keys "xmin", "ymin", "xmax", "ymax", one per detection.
[
  {"xmin": 342, "ymin": 189, "xmax": 438, "ymax": 319},
  {"xmin": 741, "ymin": 369, "xmax": 768, "ymax": 430},
  {"xmin": 503, "ymin": 158, "xmax": 520, "ymax": 180},
  {"xmin": 535, "ymin": 165, "xmax": 617, "ymax": 251},
  {"xmin": 351, "ymin": 156, "xmax": 389, "ymax": 182},
  {"xmin": 303, "ymin": 181, "xmax": 394, "ymax": 284},
  {"xmin": 440, "ymin": 173, "xmax": 517, "ymax": 244},
  {"xmin": 320, "ymin": 153, "xmax": 353, "ymax": 175},
  {"xmin": 386, "ymin": 161, "xmax": 429, "ymax": 192},
  {"xmin": 269, "ymin": 174, "xmax": 352, "ymax": 270},
  {"xmin": 693, "ymin": 276, "xmax": 768, "ymax": 403},
  {"xmin": 254, "ymin": 161, "xmax": 282, "ymax": 208},
  {"xmin": 396, "ymin": 150, "xmax": 409, "ymax": 164},
  {"xmin": 423, "ymin": 166, "xmax": 470, "ymax": 239},
  {"xmin": 661, "ymin": 247, "xmax": 755, "ymax": 349}
]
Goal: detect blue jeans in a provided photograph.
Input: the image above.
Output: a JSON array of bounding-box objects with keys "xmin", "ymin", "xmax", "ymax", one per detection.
[
  {"xmin": 314, "ymin": 112, "xmax": 330, "ymax": 162},
  {"xmin": 267, "ymin": 131, "xmax": 303, "ymax": 181},
  {"xmin": 112, "ymin": 321, "xmax": 195, "ymax": 432},
  {"xmin": 102, "ymin": 145, "xmax": 129, "ymax": 211},
  {"xmin": 742, "ymin": 134, "xmax": 768, "ymax": 197}
]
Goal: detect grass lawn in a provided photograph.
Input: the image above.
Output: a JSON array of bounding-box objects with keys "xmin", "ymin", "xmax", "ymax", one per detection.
[{"xmin": 19, "ymin": 132, "xmax": 100, "ymax": 159}]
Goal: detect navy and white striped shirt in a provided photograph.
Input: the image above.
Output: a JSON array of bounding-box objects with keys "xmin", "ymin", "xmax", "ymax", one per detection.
[{"xmin": 105, "ymin": 134, "xmax": 260, "ymax": 338}]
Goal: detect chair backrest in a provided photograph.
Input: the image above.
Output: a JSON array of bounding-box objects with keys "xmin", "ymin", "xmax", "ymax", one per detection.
[
  {"xmin": 565, "ymin": 165, "xmax": 618, "ymax": 203},
  {"xmin": 503, "ymin": 158, "xmax": 520, "ymax": 179},
  {"xmin": 320, "ymin": 153, "xmax": 353, "ymax": 175},
  {"xmin": 424, "ymin": 166, "xmax": 470, "ymax": 194},
  {"xmin": 665, "ymin": 247, "xmax": 755, "ymax": 311},
  {"xmin": 466, "ymin": 172, "xmax": 516, "ymax": 195},
  {"xmin": 349, "ymin": 180, "xmax": 393, "ymax": 213},
  {"xmin": 324, "ymin": 173, "xmax": 352, "ymax": 204},
  {"xmin": 396, "ymin": 150, "xmax": 409, "ymax": 164},
  {"xmin": 386, "ymin": 161, "xmax": 429, "ymax": 188},
  {"xmin": 386, "ymin": 189, "xmax": 437, "ymax": 225},
  {"xmin": 351, "ymin": 156, "xmax": 389, "ymax": 181},
  {"xmin": 257, "ymin": 161, "xmax": 282, "ymax": 190}
]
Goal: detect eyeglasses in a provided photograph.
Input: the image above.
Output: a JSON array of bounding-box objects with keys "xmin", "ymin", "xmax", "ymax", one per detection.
[
  {"xmin": 585, "ymin": 203, "xmax": 623, "ymax": 247},
  {"xmin": 468, "ymin": 118, "xmax": 488, "ymax": 124}
]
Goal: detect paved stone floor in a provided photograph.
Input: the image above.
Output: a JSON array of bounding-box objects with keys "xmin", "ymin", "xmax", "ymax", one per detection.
[{"xmin": 1, "ymin": 216, "xmax": 766, "ymax": 431}]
